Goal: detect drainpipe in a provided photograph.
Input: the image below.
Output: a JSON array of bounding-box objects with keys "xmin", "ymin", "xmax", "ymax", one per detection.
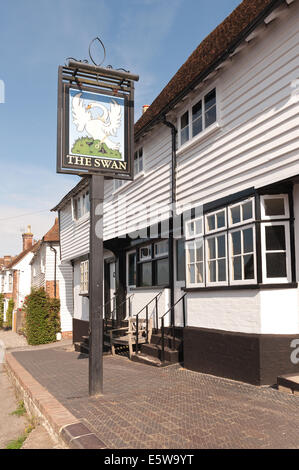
[
  {"xmin": 162, "ymin": 116, "xmax": 177, "ymax": 342},
  {"xmin": 49, "ymin": 245, "xmax": 57, "ymax": 298}
]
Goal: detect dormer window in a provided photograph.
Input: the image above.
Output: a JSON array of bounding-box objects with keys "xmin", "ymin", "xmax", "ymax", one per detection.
[{"xmin": 73, "ymin": 189, "xmax": 90, "ymax": 221}]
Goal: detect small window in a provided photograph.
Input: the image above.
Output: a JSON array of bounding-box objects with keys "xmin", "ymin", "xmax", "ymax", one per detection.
[
  {"xmin": 192, "ymin": 100, "xmax": 202, "ymax": 137},
  {"xmin": 206, "ymin": 234, "xmax": 227, "ymax": 284},
  {"xmin": 134, "ymin": 147, "xmax": 143, "ymax": 175},
  {"xmin": 205, "ymin": 209, "xmax": 226, "ymax": 233},
  {"xmin": 73, "ymin": 190, "xmax": 90, "ymax": 221},
  {"xmin": 261, "ymin": 195, "xmax": 289, "ymax": 219},
  {"xmin": 156, "ymin": 258, "xmax": 169, "ymax": 286},
  {"xmin": 230, "ymin": 226, "xmax": 255, "ymax": 283},
  {"xmin": 185, "ymin": 216, "xmax": 203, "ymax": 240},
  {"xmin": 180, "ymin": 111, "xmax": 189, "ymax": 145},
  {"xmin": 80, "ymin": 260, "xmax": 89, "ymax": 294},
  {"xmin": 114, "ymin": 179, "xmax": 124, "ymax": 191},
  {"xmin": 186, "ymin": 239, "xmax": 205, "ymax": 286},
  {"xmin": 261, "ymin": 222, "xmax": 291, "ymax": 283},
  {"xmin": 140, "ymin": 262, "xmax": 152, "ymax": 287},
  {"xmin": 204, "ymin": 89, "xmax": 216, "ymax": 128},
  {"xmin": 229, "ymin": 199, "xmax": 254, "ymax": 227}
]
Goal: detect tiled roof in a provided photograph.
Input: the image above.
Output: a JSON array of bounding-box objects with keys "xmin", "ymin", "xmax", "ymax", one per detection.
[
  {"xmin": 43, "ymin": 218, "xmax": 59, "ymax": 243},
  {"xmin": 134, "ymin": 0, "xmax": 281, "ymax": 138}
]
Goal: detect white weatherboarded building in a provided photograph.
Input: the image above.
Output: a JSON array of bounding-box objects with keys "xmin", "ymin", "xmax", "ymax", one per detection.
[{"xmin": 53, "ymin": 0, "xmax": 299, "ymax": 384}]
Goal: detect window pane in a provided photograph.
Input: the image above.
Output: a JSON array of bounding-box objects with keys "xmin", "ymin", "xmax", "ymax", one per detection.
[
  {"xmin": 188, "ymin": 244, "xmax": 195, "ymax": 263},
  {"xmin": 216, "ymin": 211, "xmax": 225, "ymax": 228},
  {"xmin": 196, "ymin": 244, "xmax": 203, "ymax": 262},
  {"xmin": 196, "ymin": 263, "xmax": 204, "ymax": 283},
  {"xmin": 128, "ymin": 253, "xmax": 136, "ymax": 286},
  {"xmin": 244, "ymin": 254, "xmax": 254, "ymax": 280},
  {"xmin": 233, "ymin": 256, "xmax": 242, "ymax": 280},
  {"xmin": 208, "ymin": 260, "xmax": 216, "ymax": 282},
  {"xmin": 192, "ymin": 101, "xmax": 202, "ymax": 137},
  {"xmin": 265, "ymin": 226, "xmax": 286, "ymax": 251},
  {"xmin": 205, "ymin": 106, "xmax": 216, "ymax": 128},
  {"xmin": 188, "ymin": 264, "xmax": 195, "ymax": 284},
  {"xmin": 155, "ymin": 240, "xmax": 168, "ymax": 256},
  {"xmin": 218, "ymin": 259, "xmax": 226, "ymax": 281},
  {"xmin": 232, "ymin": 231, "xmax": 241, "ymax": 255},
  {"xmin": 242, "ymin": 201, "xmax": 252, "ymax": 220},
  {"xmin": 207, "ymin": 215, "xmax": 215, "ymax": 231},
  {"xmin": 181, "ymin": 111, "xmax": 189, "ymax": 129},
  {"xmin": 204, "ymin": 89, "xmax": 216, "ymax": 110},
  {"xmin": 207, "ymin": 238, "xmax": 216, "ymax": 259},
  {"xmin": 266, "ymin": 253, "xmax": 287, "ymax": 278},
  {"xmin": 176, "ymin": 239, "xmax": 185, "ymax": 282},
  {"xmin": 192, "ymin": 100, "xmax": 202, "ymax": 120},
  {"xmin": 181, "ymin": 126, "xmax": 189, "ymax": 145},
  {"xmin": 195, "ymin": 218, "xmax": 203, "ymax": 235},
  {"xmin": 157, "ymin": 259, "xmax": 169, "ymax": 285},
  {"xmin": 217, "ymin": 235, "xmax": 226, "ymax": 258},
  {"xmin": 141, "ymin": 262, "xmax": 152, "ymax": 286},
  {"xmin": 231, "ymin": 206, "xmax": 240, "ymax": 224},
  {"xmin": 140, "ymin": 245, "xmax": 152, "ymax": 259},
  {"xmin": 243, "ymin": 228, "xmax": 253, "ymax": 254},
  {"xmin": 264, "ymin": 198, "xmax": 285, "ymax": 216}
]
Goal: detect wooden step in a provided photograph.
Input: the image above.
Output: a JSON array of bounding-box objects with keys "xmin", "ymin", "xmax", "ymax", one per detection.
[
  {"xmin": 277, "ymin": 374, "xmax": 299, "ymax": 395},
  {"xmin": 131, "ymin": 352, "xmax": 171, "ymax": 368},
  {"xmin": 141, "ymin": 343, "xmax": 182, "ymax": 363},
  {"xmin": 150, "ymin": 333, "xmax": 182, "ymax": 349}
]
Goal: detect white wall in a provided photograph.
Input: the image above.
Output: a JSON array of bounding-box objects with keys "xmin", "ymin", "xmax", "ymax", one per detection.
[{"xmin": 14, "ymin": 252, "xmax": 34, "ymax": 309}]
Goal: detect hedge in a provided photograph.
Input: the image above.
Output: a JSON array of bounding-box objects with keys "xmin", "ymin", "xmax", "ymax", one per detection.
[
  {"xmin": 0, "ymin": 294, "xmax": 4, "ymax": 329},
  {"xmin": 24, "ymin": 288, "xmax": 61, "ymax": 345},
  {"xmin": 6, "ymin": 299, "xmax": 14, "ymax": 329}
]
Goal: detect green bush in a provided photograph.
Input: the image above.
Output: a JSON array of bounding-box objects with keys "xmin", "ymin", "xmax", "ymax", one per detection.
[
  {"xmin": 6, "ymin": 299, "xmax": 14, "ymax": 329},
  {"xmin": 24, "ymin": 288, "xmax": 61, "ymax": 345},
  {"xmin": 0, "ymin": 294, "xmax": 4, "ymax": 329}
]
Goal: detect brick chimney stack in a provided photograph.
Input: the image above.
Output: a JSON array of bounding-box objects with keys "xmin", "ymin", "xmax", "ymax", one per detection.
[
  {"xmin": 22, "ymin": 225, "xmax": 33, "ymax": 251},
  {"xmin": 4, "ymin": 256, "xmax": 12, "ymax": 267}
]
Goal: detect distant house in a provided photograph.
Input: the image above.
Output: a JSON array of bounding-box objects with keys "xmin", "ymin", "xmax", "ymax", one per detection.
[
  {"xmin": 0, "ymin": 255, "xmax": 14, "ymax": 321},
  {"xmin": 53, "ymin": 0, "xmax": 299, "ymax": 385},
  {"xmin": 30, "ymin": 218, "xmax": 73, "ymax": 338}
]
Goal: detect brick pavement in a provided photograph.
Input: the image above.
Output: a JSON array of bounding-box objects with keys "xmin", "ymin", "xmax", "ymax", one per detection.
[{"xmin": 11, "ymin": 347, "xmax": 299, "ymax": 449}]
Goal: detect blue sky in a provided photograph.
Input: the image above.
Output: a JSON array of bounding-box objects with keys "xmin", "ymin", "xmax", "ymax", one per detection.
[{"xmin": 0, "ymin": 0, "xmax": 240, "ymax": 254}]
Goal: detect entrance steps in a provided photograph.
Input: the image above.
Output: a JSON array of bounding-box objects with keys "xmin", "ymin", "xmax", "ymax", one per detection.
[{"xmin": 277, "ymin": 374, "xmax": 299, "ymax": 395}]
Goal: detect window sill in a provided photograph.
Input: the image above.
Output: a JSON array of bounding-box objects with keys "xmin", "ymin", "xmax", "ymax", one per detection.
[
  {"xmin": 112, "ymin": 171, "xmax": 145, "ymax": 196},
  {"xmin": 79, "ymin": 292, "xmax": 89, "ymax": 297},
  {"xmin": 73, "ymin": 213, "xmax": 90, "ymax": 225},
  {"xmin": 177, "ymin": 122, "xmax": 221, "ymax": 156},
  {"xmin": 184, "ymin": 282, "xmax": 298, "ymax": 292},
  {"xmin": 130, "ymin": 285, "xmax": 169, "ymax": 291}
]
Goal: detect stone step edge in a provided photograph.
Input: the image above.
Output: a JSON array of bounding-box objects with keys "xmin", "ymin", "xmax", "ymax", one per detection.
[{"xmin": 5, "ymin": 352, "xmax": 106, "ymax": 449}]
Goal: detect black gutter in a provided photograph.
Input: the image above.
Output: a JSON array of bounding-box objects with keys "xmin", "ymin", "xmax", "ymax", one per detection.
[
  {"xmin": 135, "ymin": 0, "xmax": 285, "ymax": 140},
  {"xmin": 162, "ymin": 117, "xmax": 177, "ymax": 343},
  {"xmin": 49, "ymin": 245, "xmax": 58, "ymax": 298}
]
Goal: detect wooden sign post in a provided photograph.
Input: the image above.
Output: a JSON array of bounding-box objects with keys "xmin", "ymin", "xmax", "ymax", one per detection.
[{"xmin": 57, "ymin": 59, "xmax": 138, "ymax": 395}]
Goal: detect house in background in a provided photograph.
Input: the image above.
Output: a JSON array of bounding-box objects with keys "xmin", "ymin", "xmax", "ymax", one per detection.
[
  {"xmin": 53, "ymin": 0, "xmax": 299, "ymax": 385},
  {"xmin": 0, "ymin": 255, "xmax": 14, "ymax": 321},
  {"xmin": 30, "ymin": 218, "xmax": 73, "ymax": 338}
]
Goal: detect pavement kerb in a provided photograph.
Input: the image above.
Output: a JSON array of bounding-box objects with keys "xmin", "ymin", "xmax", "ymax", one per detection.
[{"xmin": 5, "ymin": 351, "xmax": 107, "ymax": 449}]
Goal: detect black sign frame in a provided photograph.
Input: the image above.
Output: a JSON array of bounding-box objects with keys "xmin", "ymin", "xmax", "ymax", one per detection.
[{"xmin": 57, "ymin": 63, "xmax": 138, "ymax": 180}]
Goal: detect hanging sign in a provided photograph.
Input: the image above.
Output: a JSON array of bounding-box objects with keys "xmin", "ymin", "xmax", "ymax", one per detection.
[{"xmin": 57, "ymin": 61, "xmax": 139, "ymax": 179}]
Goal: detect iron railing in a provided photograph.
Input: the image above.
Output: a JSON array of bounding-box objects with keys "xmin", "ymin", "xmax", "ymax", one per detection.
[
  {"xmin": 135, "ymin": 291, "xmax": 163, "ymax": 355},
  {"xmin": 159, "ymin": 293, "xmax": 186, "ymax": 362}
]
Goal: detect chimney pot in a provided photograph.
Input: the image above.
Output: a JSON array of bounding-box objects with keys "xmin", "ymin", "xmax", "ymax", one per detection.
[
  {"xmin": 142, "ymin": 105, "xmax": 150, "ymax": 114},
  {"xmin": 22, "ymin": 226, "xmax": 33, "ymax": 251}
]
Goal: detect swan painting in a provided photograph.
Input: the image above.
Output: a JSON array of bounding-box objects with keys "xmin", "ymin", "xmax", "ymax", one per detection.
[{"xmin": 69, "ymin": 89, "xmax": 124, "ymax": 160}]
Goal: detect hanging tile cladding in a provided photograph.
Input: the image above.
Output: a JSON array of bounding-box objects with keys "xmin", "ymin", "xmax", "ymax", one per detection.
[{"xmin": 176, "ymin": 5, "xmax": 299, "ymax": 208}]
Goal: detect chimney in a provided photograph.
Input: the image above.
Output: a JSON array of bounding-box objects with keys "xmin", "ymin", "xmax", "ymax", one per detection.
[
  {"xmin": 142, "ymin": 105, "xmax": 150, "ymax": 114},
  {"xmin": 22, "ymin": 225, "xmax": 33, "ymax": 251},
  {"xmin": 4, "ymin": 256, "xmax": 12, "ymax": 267}
]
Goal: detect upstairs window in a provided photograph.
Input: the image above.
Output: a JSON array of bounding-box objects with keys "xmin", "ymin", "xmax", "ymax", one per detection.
[
  {"xmin": 73, "ymin": 190, "xmax": 90, "ymax": 220},
  {"xmin": 134, "ymin": 147, "xmax": 143, "ymax": 175},
  {"xmin": 179, "ymin": 88, "xmax": 217, "ymax": 146}
]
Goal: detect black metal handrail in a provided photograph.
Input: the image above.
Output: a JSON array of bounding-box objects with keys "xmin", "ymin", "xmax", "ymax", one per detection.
[
  {"xmin": 160, "ymin": 293, "xmax": 186, "ymax": 362},
  {"xmin": 135, "ymin": 291, "xmax": 163, "ymax": 355}
]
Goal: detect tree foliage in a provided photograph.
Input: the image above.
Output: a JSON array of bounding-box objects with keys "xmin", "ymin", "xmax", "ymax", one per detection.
[
  {"xmin": 0, "ymin": 294, "xmax": 4, "ymax": 329},
  {"xmin": 6, "ymin": 299, "xmax": 14, "ymax": 329}
]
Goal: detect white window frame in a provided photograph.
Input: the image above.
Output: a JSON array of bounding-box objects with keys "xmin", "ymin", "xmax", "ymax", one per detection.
[
  {"xmin": 72, "ymin": 190, "xmax": 90, "ymax": 222},
  {"xmin": 139, "ymin": 244, "xmax": 152, "ymax": 261},
  {"xmin": 261, "ymin": 221, "xmax": 291, "ymax": 284},
  {"xmin": 205, "ymin": 208, "xmax": 227, "ymax": 234},
  {"xmin": 228, "ymin": 198, "xmax": 255, "ymax": 228},
  {"xmin": 229, "ymin": 224, "xmax": 257, "ymax": 285},
  {"xmin": 205, "ymin": 232, "xmax": 228, "ymax": 286},
  {"xmin": 260, "ymin": 194, "xmax": 289, "ymax": 220},
  {"xmin": 134, "ymin": 147, "xmax": 143, "ymax": 176},
  {"xmin": 80, "ymin": 260, "xmax": 89, "ymax": 294},
  {"xmin": 185, "ymin": 216, "xmax": 204, "ymax": 240},
  {"xmin": 178, "ymin": 87, "xmax": 217, "ymax": 148},
  {"xmin": 186, "ymin": 239, "xmax": 205, "ymax": 288}
]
